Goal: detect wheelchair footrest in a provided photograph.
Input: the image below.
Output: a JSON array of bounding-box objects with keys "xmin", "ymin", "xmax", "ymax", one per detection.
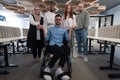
[
  {"xmin": 57, "ymin": 71, "xmax": 71, "ymax": 80},
  {"xmin": 40, "ymin": 71, "xmax": 54, "ymax": 80}
]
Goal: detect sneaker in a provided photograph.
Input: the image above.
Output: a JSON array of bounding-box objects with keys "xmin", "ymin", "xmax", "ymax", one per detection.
[
  {"xmin": 55, "ymin": 68, "xmax": 70, "ymax": 80},
  {"xmin": 73, "ymin": 53, "xmax": 79, "ymax": 58},
  {"xmin": 73, "ymin": 52, "xmax": 80, "ymax": 58},
  {"xmin": 34, "ymin": 58, "xmax": 38, "ymax": 63},
  {"xmin": 37, "ymin": 57, "xmax": 41, "ymax": 63},
  {"xmin": 77, "ymin": 53, "xmax": 83, "ymax": 58},
  {"xmin": 84, "ymin": 56, "xmax": 88, "ymax": 62},
  {"xmin": 43, "ymin": 67, "xmax": 52, "ymax": 80},
  {"xmin": 78, "ymin": 54, "xmax": 82, "ymax": 58}
]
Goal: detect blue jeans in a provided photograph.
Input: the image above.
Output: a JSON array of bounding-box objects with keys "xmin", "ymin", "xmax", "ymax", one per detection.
[{"xmin": 75, "ymin": 29, "xmax": 88, "ymax": 55}]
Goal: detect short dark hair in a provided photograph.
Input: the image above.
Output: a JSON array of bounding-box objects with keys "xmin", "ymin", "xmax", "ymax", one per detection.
[{"xmin": 55, "ymin": 14, "xmax": 62, "ymax": 18}]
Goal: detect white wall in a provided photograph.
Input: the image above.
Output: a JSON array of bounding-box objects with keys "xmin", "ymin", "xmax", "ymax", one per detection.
[
  {"xmin": 0, "ymin": 11, "xmax": 29, "ymax": 28},
  {"xmin": 102, "ymin": 4, "xmax": 120, "ymax": 25},
  {"xmin": 0, "ymin": 10, "xmax": 29, "ymax": 37}
]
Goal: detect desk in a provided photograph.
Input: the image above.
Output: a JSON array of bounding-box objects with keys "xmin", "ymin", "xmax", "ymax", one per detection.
[
  {"xmin": 0, "ymin": 44, "xmax": 18, "ymax": 67},
  {"xmin": 88, "ymin": 36, "xmax": 120, "ymax": 78},
  {"xmin": 0, "ymin": 37, "xmax": 27, "ymax": 43},
  {"xmin": 0, "ymin": 37, "xmax": 26, "ymax": 66},
  {"xmin": 0, "ymin": 37, "xmax": 27, "ymax": 54},
  {"xmin": 0, "ymin": 44, "xmax": 10, "ymax": 74}
]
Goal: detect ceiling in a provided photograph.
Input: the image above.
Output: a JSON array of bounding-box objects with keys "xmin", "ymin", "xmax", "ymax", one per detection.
[{"xmin": 0, "ymin": 0, "xmax": 120, "ymax": 17}]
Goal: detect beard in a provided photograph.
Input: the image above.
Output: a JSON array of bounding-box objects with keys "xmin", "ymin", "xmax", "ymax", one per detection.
[{"xmin": 56, "ymin": 23, "xmax": 61, "ymax": 25}]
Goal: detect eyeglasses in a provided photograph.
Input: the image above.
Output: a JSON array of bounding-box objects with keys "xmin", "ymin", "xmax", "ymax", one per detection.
[
  {"xmin": 78, "ymin": 5, "xmax": 83, "ymax": 7},
  {"xmin": 78, "ymin": 6, "xmax": 82, "ymax": 7},
  {"xmin": 67, "ymin": 8, "xmax": 72, "ymax": 9},
  {"xmin": 34, "ymin": 9, "xmax": 40, "ymax": 10},
  {"xmin": 55, "ymin": 19, "xmax": 61, "ymax": 20}
]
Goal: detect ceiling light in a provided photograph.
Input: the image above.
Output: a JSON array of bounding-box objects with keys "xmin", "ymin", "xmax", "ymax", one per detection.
[
  {"xmin": 98, "ymin": 6, "xmax": 106, "ymax": 10},
  {"xmin": 66, "ymin": 0, "xmax": 72, "ymax": 5}
]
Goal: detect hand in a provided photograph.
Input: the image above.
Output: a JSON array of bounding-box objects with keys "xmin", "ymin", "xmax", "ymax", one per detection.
[
  {"xmin": 37, "ymin": 25, "xmax": 40, "ymax": 29},
  {"xmin": 37, "ymin": 24, "xmax": 43, "ymax": 29},
  {"xmin": 71, "ymin": 24, "xmax": 76, "ymax": 30},
  {"xmin": 39, "ymin": 25, "xmax": 44, "ymax": 29}
]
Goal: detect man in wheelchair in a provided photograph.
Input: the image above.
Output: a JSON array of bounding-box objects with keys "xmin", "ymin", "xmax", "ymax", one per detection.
[{"xmin": 40, "ymin": 14, "xmax": 75, "ymax": 80}]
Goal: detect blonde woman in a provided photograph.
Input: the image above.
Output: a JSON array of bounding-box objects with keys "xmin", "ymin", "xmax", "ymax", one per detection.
[{"xmin": 27, "ymin": 5, "xmax": 45, "ymax": 63}]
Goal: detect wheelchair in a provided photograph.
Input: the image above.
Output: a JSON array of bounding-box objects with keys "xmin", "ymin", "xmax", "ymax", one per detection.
[{"xmin": 39, "ymin": 44, "xmax": 72, "ymax": 80}]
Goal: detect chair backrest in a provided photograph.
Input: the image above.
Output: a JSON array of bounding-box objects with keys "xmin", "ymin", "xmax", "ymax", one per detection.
[
  {"xmin": 0, "ymin": 25, "xmax": 21, "ymax": 38},
  {"xmin": 98, "ymin": 25, "xmax": 120, "ymax": 39},
  {"xmin": 22, "ymin": 28, "xmax": 29, "ymax": 36},
  {"xmin": 88, "ymin": 28, "xmax": 95, "ymax": 36}
]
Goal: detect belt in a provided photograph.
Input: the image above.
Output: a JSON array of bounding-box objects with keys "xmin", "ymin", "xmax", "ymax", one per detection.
[
  {"xmin": 47, "ymin": 23, "xmax": 54, "ymax": 26},
  {"xmin": 75, "ymin": 28, "xmax": 84, "ymax": 31}
]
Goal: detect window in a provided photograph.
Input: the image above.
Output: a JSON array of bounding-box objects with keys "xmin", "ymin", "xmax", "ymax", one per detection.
[{"xmin": 0, "ymin": 15, "xmax": 6, "ymax": 21}]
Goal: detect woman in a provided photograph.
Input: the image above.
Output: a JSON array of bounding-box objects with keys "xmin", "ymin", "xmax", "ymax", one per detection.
[
  {"xmin": 27, "ymin": 5, "xmax": 45, "ymax": 63},
  {"xmin": 62, "ymin": 4, "xmax": 76, "ymax": 46}
]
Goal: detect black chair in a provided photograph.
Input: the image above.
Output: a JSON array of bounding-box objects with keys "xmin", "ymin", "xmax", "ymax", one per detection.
[{"xmin": 16, "ymin": 39, "xmax": 27, "ymax": 53}]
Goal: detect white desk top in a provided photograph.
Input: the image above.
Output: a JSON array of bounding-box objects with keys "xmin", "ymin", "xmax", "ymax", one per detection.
[
  {"xmin": 87, "ymin": 36, "xmax": 120, "ymax": 43},
  {"xmin": 0, "ymin": 36, "xmax": 27, "ymax": 43}
]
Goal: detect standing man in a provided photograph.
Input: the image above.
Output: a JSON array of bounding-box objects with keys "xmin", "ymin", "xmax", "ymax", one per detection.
[
  {"xmin": 75, "ymin": 3, "xmax": 90, "ymax": 62},
  {"xmin": 44, "ymin": 5, "xmax": 56, "ymax": 31}
]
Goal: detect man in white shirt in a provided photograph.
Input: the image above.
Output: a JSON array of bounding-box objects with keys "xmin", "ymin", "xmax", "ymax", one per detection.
[{"xmin": 44, "ymin": 5, "xmax": 56, "ymax": 30}]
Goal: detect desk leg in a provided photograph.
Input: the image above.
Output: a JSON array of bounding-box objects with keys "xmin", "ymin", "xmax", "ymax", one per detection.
[
  {"xmin": 27, "ymin": 47, "xmax": 29, "ymax": 54},
  {"xmin": 0, "ymin": 45, "xmax": 18, "ymax": 67},
  {"xmin": 12, "ymin": 42, "xmax": 15, "ymax": 54},
  {"xmin": 108, "ymin": 73, "xmax": 120, "ymax": 78},
  {"xmin": 17, "ymin": 41, "xmax": 19, "ymax": 52},
  {"xmin": 100, "ymin": 43, "xmax": 102, "ymax": 52},
  {"xmin": 103, "ymin": 41, "xmax": 107, "ymax": 53},
  {"xmin": 99, "ymin": 45, "xmax": 120, "ymax": 70},
  {"xmin": 107, "ymin": 45, "xmax": 120, "ymax": 78},
  {"xmin": 88, "ymin": 39, "xmax": 92, "ymax": 54},
  {"xmin": 0, "ymin": 71, "xmax": 9, "ymax": 75}
]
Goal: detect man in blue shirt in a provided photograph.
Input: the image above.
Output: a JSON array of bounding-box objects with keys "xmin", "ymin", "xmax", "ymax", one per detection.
[{"xmin": 42, "ymin": 14, "xmax": 75, "ymax": 80}]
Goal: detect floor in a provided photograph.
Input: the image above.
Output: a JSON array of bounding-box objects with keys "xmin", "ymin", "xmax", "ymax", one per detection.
[
  {"xmin": 0, "ymin": 53, "xmax": 120, "ymax": 80},
  {"xmin": 0, "ymin": 40, "xmax": 120, "ymax": 80}
]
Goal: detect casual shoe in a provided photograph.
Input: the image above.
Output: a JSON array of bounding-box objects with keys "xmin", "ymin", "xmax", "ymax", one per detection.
[
  {"xmin": 37, "ymin": 57, "xmax": 41, "ymax": 62},
  {"xmin": 78, "ymin": 54, "xmax": 82, "ymax": 58},
  {"xmin": 43, "ymin": 67, "xmax": 52, "ymax": 80},
  {"xmin": 55, "ymin": 68, "xmax": 70, "ymax": 80},
  {"xmin": 77, "ymin": 53, "xmax": 83, "ymax": 58},
  {"xmin": 73, "ymin": 54, "xmax": 79, "ymax": 58},
  {"xmin": 34, "ymin": 58, "xmax": 37, "ymax": 63},
  {"xmin": 84, "ymin": 56, "xmax": 88, "ymax": 62}
]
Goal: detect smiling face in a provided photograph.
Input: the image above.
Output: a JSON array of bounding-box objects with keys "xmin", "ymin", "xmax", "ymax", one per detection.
[
  {"xmin": 34, "ymin": 6, "xmax": 40, "ymax": 15},
  {"xmin": 66, "ymin": 5, "xmax": 72, "ymax": 13},
  {"xmin": 55, "ymin": 16, "xmax": 62, "ymax": 25},
  {"xmin": 64, "ymin": 4, "xmax": 73, "ymax": 19},
  {"xmin": 55, "ymin": 15, "xmax": 62, "ymax": 26},
  {"xmin": 77, "ymin": 3, "xmax": 84, "ymax": 12}
]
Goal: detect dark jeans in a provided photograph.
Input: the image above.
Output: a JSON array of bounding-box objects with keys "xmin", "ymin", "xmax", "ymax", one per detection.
[
  {"xmin": 75, "ymin": 29, "xmax": 88, "ymax": 55},
  {"xmin": 47, "ymin": 44, "xmax": 70, "ymax": 68},
  {"xmin": 32, "ymin": 47, "xmax": 42, "ymax": 58}
]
